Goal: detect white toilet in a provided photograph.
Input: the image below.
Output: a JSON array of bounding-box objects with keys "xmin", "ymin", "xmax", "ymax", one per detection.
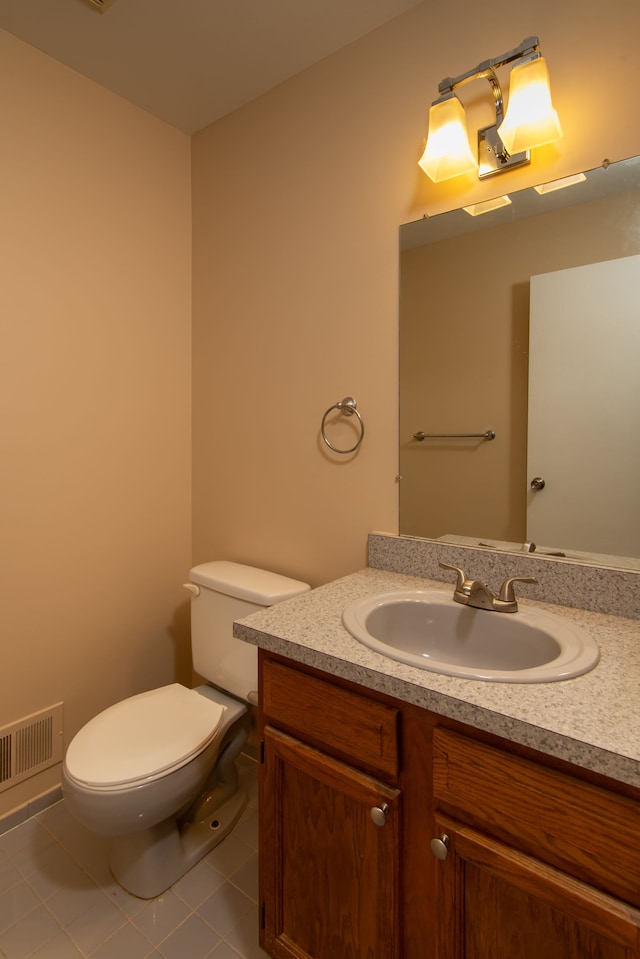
[{"xmin": 62, "ymin": 561, "xmax": 309, "ymax": 899}]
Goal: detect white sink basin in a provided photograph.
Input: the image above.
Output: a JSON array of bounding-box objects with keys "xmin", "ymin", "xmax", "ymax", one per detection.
[{"xmin": 342, "ymin": 590, "xmax": 600, "ymax": 683}]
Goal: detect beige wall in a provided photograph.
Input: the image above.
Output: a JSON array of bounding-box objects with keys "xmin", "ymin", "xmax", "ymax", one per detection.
[
  {"xmin": 0, "ymin": 32, "xmax": 192, "ymax": 816},
  {"xmin": 191, "ymin": 0, "xmax": 640, "ymax": 588}
]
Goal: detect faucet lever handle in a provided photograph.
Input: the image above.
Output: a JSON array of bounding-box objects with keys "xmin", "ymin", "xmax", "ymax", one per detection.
[
  {"xmin": 498, "ymin": 576, "xmax": 538, "ymax": 603},
  {"xmin": 439, "ymin": 562, "xmax": 468, "ymax": 592}
]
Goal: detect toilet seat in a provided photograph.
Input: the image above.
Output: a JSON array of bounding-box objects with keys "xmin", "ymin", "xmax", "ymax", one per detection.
[{"xmin": 65, "ymin": 684, "xmax": 226, "ymax": 789}]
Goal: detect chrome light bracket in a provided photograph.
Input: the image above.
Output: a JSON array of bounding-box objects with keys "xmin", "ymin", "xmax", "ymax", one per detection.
[{"xmin": 478, "ymin": 124, "xmax": 530, "ymax": 178}]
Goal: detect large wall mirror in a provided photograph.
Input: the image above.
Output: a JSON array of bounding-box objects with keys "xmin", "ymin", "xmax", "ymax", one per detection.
[{"xmin": 399, "ymin": 155, "xmax": 640, "ymax": 570}]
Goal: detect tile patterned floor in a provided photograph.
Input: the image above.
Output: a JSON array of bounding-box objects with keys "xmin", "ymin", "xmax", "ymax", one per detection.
[{"xmin": 0, "ymin": 757, "xmax": 267, "ymax": 958}]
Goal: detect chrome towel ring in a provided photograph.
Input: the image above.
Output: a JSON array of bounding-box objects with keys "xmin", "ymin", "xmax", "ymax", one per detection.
[{"xmin": 321, "ymin": 397, "xmax": 365, "ymax": 454}]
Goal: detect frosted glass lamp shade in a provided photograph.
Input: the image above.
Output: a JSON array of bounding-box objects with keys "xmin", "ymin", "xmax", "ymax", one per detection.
[
  {"xmin": 498, "ymin": 56, "xmax": 562, "ymax": 155},
  {"xmin": 418, "ymin": 97, "xmax": 478, "ymax": 182}
]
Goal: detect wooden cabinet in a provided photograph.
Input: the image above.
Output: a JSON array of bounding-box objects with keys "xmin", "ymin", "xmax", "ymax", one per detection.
[
  {"xmin": 261, "ymin": 727, "xmax": 401, "ymax": 959},
  {"xmin": 259, "ymin": 651, "xmax": 640, "ymax": 959},
  {"xmin": 431, "ymin": 729, "xmax": 640, "ymax": 958},
  {"xmin": 260, "ymin": 657, "xmax": 402, "ymax": 959},
  {"xmin": 431, "ymin": 818, "xmax": 640, "ymax": 959}
]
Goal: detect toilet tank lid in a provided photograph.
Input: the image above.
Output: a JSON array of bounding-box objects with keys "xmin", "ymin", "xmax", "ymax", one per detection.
[{"xmin": 189, "ymin": 561, "xmax": 310, "ymax": 605}]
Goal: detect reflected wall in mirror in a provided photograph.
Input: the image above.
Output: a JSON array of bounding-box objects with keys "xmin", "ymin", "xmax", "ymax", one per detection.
[{"xmin": 399, "ymin": 155, "xmax": 640, "ymax": 569}]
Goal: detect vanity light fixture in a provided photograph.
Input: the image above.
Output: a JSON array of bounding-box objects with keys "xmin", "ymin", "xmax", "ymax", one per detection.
[{"xmin": 418, "ymin": 36, "xmax": 562, "ymax": 182}]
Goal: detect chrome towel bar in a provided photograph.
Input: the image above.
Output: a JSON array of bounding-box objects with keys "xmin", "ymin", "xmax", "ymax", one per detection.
[{"xmin": 413, "ymin": 430, "xmax": 495, "ymax": 441}]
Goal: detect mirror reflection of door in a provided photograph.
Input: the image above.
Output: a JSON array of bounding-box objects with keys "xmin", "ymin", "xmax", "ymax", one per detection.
[{"xmin": 527, "ymin": 255, "xmax": 640, "ymax": 555}]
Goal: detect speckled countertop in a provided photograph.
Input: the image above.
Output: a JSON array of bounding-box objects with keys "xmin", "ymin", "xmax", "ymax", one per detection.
[{"xmin": 234, "ymin": 566, "xmax": 640, "ymax": 789}]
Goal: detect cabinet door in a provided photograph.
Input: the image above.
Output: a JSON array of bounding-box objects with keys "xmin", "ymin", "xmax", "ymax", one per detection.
[
  {"xmin": 432, "ymin": 816, "xmax": 640, "ymax": 959},
  {"xmin": 261, "ymin": 726, "xmax": 401, "ymax": 959}
]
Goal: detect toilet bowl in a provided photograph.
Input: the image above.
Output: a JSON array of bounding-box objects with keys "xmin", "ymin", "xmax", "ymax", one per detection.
[
  {"xmin": 62, "ymin": 561, "xmax": 309, "ymax": 899},
  {"xmin": 63, "ymin": 683, "xmax": 250, "ymax": 898}
]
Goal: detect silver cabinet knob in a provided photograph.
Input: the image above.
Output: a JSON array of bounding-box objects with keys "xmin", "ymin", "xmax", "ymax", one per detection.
[
  {"xmin": 530, "ymin": 476, "xmax": 546, "ymax": 490},
  {"xmin": 370, "ymin": 804, "xmax": 389, "ymax": 827},
  {"xmin": 430, "ymin": 834, "xmax": 450, "ymax": 860}
]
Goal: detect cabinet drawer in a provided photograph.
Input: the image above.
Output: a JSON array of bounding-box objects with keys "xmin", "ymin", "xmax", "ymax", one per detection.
[
  {"xmin": 433, "ymin": 727, "xmax": 640, "ymax": 908},
  {"xmin": 262, "ymin": 659, "xmax": 399, "ymax": 781}
]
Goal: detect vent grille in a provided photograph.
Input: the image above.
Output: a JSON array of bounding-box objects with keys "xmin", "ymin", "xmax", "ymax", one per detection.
[
  {"xmin": 0, "ymin": 704, "xmax": 63, "ymax": 793},
  {"xmin": 0, "ymin": 734, "xmax": 11, "ymax": 784}
]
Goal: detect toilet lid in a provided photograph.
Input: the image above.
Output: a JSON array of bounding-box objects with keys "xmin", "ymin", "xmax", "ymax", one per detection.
[{"xmin": 65, "ymin": 684, "xmax": 226, "ymax": 788}]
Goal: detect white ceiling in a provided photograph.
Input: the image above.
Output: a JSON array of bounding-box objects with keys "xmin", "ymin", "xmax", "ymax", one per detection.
[{"xmin": 0, "ymin": 0, "xmax": 423, "ymax": 133}]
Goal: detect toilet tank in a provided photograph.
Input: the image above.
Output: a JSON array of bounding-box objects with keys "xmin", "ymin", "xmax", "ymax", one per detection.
[{"xmin": 188, "ymin": 561, "xmax": 310, "ymax": 701}]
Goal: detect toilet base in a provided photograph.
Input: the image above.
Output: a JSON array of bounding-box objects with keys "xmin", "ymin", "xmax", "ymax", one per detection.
[
  {"xmin": 109, "ymin": 787, "xmax": 248, "ymax": 899},
  {"xmin": 108, "ymin": 698, "xmax": 251, "ymax": 899}
]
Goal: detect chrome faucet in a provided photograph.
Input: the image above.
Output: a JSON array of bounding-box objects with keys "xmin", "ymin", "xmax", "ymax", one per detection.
[{"xmin": 439, "ymin": 562, "xmax": 538, "ymax": 613}]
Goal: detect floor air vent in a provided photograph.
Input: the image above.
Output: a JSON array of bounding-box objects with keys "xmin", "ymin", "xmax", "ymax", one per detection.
[{"xmin": 0, "ymin": 704, "xmax": 63, "ymax": 793}]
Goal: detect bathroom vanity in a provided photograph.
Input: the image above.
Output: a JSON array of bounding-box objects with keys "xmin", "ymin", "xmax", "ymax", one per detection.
[{"xmin": 234, "ymin": 539, "xmax": 640, "ymax": 959}]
